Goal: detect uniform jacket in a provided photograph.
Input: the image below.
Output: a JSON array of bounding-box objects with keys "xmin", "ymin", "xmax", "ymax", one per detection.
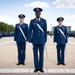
[
  {"xmin": 14, "ymin": 23, "xmax": 28, "ymax": 43},
  {"xmin": 29, "ymin": 18, "xmax": 47, "ymax": 44},
  {"xmin": 54, "ymin": 25, "xmax": 68, "ymax": 44}
]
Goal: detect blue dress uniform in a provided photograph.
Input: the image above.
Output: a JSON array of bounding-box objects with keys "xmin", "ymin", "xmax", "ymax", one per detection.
[
  {"xmin": 29, "ymin": 8, "xmax": 47, "ymax": 71},
  {"xmin": 54, "ymin": 17, "xmax": 68, "ymax": 65},
  {"xmin": 14, "ymin": 14, "xmax": 28, "ymax": 65}
]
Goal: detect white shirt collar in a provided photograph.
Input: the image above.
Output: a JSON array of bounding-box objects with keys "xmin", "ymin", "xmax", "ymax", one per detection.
[
  {"xmin": 36, "ymin": 17, "xmax": 41, "ymax": 21},
  {"xmin": 59, "ymin": 25, "xmax": 63, "ymax": 27},
  {"xmin": 20, "ymin": 22, "xmax": 23, "ymax": 25}
]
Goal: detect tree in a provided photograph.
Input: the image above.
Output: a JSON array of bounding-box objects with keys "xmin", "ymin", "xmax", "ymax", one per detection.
[
  {"xmin": 0, "ymin": 22, "xmax": 14, "ymax": 32},
  {"xmin": 7, "ymin": 25, "xmax": 14, "ymax": 32}
]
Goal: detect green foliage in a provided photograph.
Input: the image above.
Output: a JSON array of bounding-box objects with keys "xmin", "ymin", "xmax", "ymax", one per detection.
[
  {"xmin": 0, "ymin": 22, "xmax": 14, "ymax": 32},
  {"xmin": 47, "ymin": 31, "xmax": 54, "ymax": 35}
]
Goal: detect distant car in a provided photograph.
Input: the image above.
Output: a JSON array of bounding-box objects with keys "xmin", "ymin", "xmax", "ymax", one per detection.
[
  {"xmin": 0, "ymin": 32, "xmax": 2, "ymax": 39},
  {"xmin": 8, "ymin": 32, "xmax": 14, "ymax": 37},
  {"xmin": 68, "ymin": 32, "xmax": 75, "ymax": 38},
  {"xmin": 0, "ymin": 32, "xmax": 14, "ymax": 38}
]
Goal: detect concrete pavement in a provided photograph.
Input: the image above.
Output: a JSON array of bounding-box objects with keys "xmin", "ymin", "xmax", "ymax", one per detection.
[{"xmin": 0, "ymin": 36, "xmax": 75, "ymax": 74}]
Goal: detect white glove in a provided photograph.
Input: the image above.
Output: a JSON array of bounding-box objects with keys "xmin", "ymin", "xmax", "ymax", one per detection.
[
  {"xmin": 66, "ymin": 43, "xmax": 68, "ymax": 45},
  {"xmin": 45, "ymin": 43, "xmax": 46, "ymax": 46},
  {"xmin": 29, "ymin": 43, "xmax": 33, "ymax": 49},
  {"xmin": 26, "ymin": 41, "xmax": 29, "ymax": 44},
  {"xmin": 54, "ymin": 42, "xmax": 57, "ymax": 45}
]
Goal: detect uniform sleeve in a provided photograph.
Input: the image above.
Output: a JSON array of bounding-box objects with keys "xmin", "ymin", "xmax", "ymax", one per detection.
[
  {"xmin": 14, "ymin": 25, "xmax": 17, "ymax": 41},
  {"xmin": 65, "ymin": 27, "xmax": 68, "ymax": 43},
  {"xmin": 44, "ymin": 20, "xmax": 47, "ymax": 43},
  {"xmin": 28, "ymin": 20, "xmax": 33, "ymax": 43},
  {"xmin": 53, "ymin": 27, "xmax": 57, "ymax": 43},
  {"xmin": 25, "ymin": 24, "xmax": 28, "ymax": 41}
]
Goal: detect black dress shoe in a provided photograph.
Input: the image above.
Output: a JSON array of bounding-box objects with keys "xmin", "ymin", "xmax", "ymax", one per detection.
[
  {"xmin": 39, "ymin": 69, "xmax": 44, "ymax": 72},
  {"xmin": 22, "ymin": 63, "xmax": 25, "ymax": 65},
  {"xmin": 34, "ymin": 69, "xmax": 38, "ymax": 73},
  {"xmin": 17, "ymin": 63, "xmax": 21, "ymax": 65},
  {"xmin": 57, "ymin": 63, "xmax": 60, "ymax": 65},
  {"xmin": 61, "ymin": 63, "xmax": 66, "ymax": 65}
]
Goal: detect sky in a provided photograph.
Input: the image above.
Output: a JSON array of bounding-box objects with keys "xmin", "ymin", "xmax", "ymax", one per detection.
[{"xmin": 0, "ymin": 0, "xmax": 75, "ymax": 31}]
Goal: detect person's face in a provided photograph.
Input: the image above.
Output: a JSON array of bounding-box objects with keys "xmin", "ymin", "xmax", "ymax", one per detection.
[
  {"xmin": 58, "ymin": 21, "xmax": 63, "ymax": 25},
  {"xmin": 35, "ymin": 12, "xmax": 41, "ymax": 18},
  {"xmin": 19, "ymin": 18, "xmax": 24, "ymax": 23}
]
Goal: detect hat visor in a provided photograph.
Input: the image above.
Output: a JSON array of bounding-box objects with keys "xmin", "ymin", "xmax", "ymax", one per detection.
[
  {"xmin": 19, "ymin": 17, "xmax": 25, "ymax": 19},
  {"xmin": 34, "ymin": 10, "xmax": 42, "ymax": 12},
  {"xmin": 57, "ymin": 20, "xmax": 64, "ymax": 21}
]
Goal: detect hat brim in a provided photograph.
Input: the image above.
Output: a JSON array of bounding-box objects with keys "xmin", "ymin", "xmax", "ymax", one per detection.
[
  {"xmin": 57, "ymin": 20, "xmax": 64, "ymax": 21},
  {"xmin": 19, "ymin": 17, "xmax": 25, "ymax": 19},
  {"xmin": 33, "ymin": 8, "xmax": 43, "ymax": 12},
  {"xmin": 57, "ymin": 17, "xmax": 64, "ymax": 21},
  {"xmin": 34, "ymin": 10, "xmax": 42, "ymax": 12},
  {"xmin": 18, "ymin": 14, "xmax": 25, "ymax": 18}
]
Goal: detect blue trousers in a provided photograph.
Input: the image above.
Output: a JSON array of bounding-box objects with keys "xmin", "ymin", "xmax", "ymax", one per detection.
[
  {"xmin": 33, "ymin": 44, "xmax": 45, "ymax": 69},
  {"xmin": 17, "ymin": 43, "xmax": 26, "ymax": 63},
  {"xmin": 56, "ymin": 44, "xmax": 66, "ymax": 63}
]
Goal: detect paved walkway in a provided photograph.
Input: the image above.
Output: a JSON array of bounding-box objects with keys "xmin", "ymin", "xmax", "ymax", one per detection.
[
  {"xmin": 0, "ymin": 36, "xmax": 75, "ymax": 74},
  {"xmin": 0, "ymin": 69, "xmax": 75, "ymax": 73},
  {"xmin": 0, "ymin": 73, "xmax": 75, "ymax": 75}
]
